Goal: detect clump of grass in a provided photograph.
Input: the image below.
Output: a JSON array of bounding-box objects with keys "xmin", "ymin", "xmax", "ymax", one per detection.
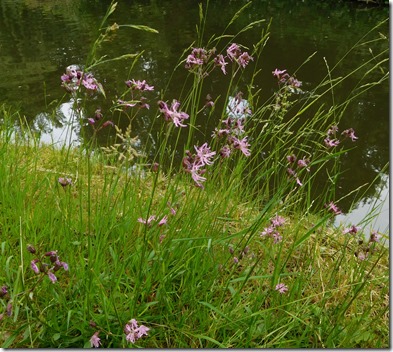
[{"xmin": 0, "ymin": 1, "xmax": 388, "ymax": 348}]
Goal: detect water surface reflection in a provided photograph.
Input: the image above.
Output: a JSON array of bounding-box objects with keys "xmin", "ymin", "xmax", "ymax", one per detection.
[{"xmin": 0, "ymin": 0, "xmax": 389, "ymax": 234}]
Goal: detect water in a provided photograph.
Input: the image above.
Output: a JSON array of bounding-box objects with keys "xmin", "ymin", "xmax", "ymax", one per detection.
[{"xmin": 0, "ymin": 0, "xmax": 389, "ymax": 235}]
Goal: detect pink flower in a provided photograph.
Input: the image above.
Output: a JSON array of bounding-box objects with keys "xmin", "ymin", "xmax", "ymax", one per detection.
[
  {"xmin": 82, "ymin": 74, "xmax": 98, "ymax": 90},
  {"xmin": 275, "ymin": 283, "xmax": 288, "ymax": 294},
  {"xmin": 327, "ymin": 125, "xmax": 339, "ymax": 135},
  {"xmin": 167, "ymin": 202, "xmax": 177, "ymax": 215},
  {"xmin": 232, "ymin": 136, "xmax": 251, "ymax": 156},
  {"xmin": 0, "ymin": 286, "xmax": 7, "ymax": 298},
  {"xmin": 158, "ymin": 215, "xmax": 168, "ymax": 227},
  {"xmin": 61, "ymin": 262, "xmax": 69, "ymax": 271},
  {"xmin": 125, "ymin": 79, "xmax": 154, "ymax": 91},
  {"xmin": 369, "ymin": 231, "xmax": 381, "ymax": 243},
  {"xmin": 214, "ymin": 54, "xmax": 228, "ymax": 74},
  {"xmin": 287, "ymin": 168, "xmax": 296, "ymax": 177},
  {"xmin": 219, "ymin": 145, "xmax": 231, "ymax": 158},
  {"xmin": 191, "ymin": 167, "xmax": 207, "ymax": 188},
  {"xmin": 186, "ymin": 54, "xmax": 204, "ymax": 67},
  {"xmin": 287, "ymin": 76, "xmax": 302, "ymax": 88},
  {"xmin": 212, "ymin": 128, "xmax": 230, "ymax": 139},
  {"xmin": 271, "ymin": 215, "xmax": 286, "ymax": 227},
  {"xmin": 295, "ymin": 177, "xmax": 303, "ymax": 187},
  {"xmin": 324, "ymin": 138, "xmax": 340, "ymax": 148},
  {"xmin": 58, "ymin": 177, "xmax": 72, "ymax": 187},
  {"xmin": 124, "ymin": 319, "xmax": 150, "ymax": 344},
  {"xmin": 237, "ymin": 52, "xmax": 253, "ymax": 68},
  {"xmin": 260, "ymin": 226, "xmax": 274, "ymax": 237},
  {"xmin": 325, "ymin": 201, "xmax": 342, "ymax": 215},
  {"xmin": 136, "ymin": 324, "xmax": 150, "ymax": 339},
  {"xmin": 286, "ymin": 154, "xmax": 297, "ymax": 163},
  {"xmin": 194, "ymin": 143, "xmax": 216, "ymax": 166},
  {"xmin": 90, "ymin": 332, "xmax": 101, "ymax": 348},
  {"xmin": 297, "ymin": 158, "xmax": 310, "ymax": 171},
  {"xmin": 272, "ymin": 68, "xmax": 287, "ymax": 79},
  {"xmin": 183, "ymin": 145, "xmax": 215, "ymax": 188},
  {"xmin": 227, "ymin": 43, "xmax": 241, "ymax": 61},
  {"xmin": 158, "ymin": 100, "xmax": 189, "ymax": 128},
  {"xmin": 138, "ymin": 215, "xmax": 156, "ymax": 226},
  {"xmin": 342, "ymin": 128, "xmax": 358, "ymax": 141},
  {"xmin": 185, "ymin": 48, "xmax": 208, "ymax": 69},
  {"xmin": 343, "ymin": 225, "xmax": 360, "ymax": 235},
  {"xmin": 272, "ymin": 232, "xmax": 283, "ymax": 244}
]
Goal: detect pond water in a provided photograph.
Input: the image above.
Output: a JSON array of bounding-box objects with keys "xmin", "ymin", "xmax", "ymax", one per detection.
[{"xmin": 0, "ymin": 0, "xmax": 389, "ymax": 236}]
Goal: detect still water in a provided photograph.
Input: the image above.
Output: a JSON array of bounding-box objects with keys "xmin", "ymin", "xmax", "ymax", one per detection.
[{"xmin": 0, "ymin": 0, "xmax": 389, "ymax": 235}]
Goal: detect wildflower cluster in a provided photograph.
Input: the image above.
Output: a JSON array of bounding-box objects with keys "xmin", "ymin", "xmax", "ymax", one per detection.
[
  {"xmin": 260, "ymin": 215, "xmax": 286, "ymax": 243},
  {"xmin": 286, "ymin": 154, "xmax": 310, "ymax": 187},
  {"xmin": 324, "ymin": 125, "xmax": 358, "ymax": 148},
  {"xmin": 117, "ymin": 79, "xmax": 154, "ymax": 110},
  {"xmin": 138, "ymin": 202, "xmax": 177, "ymax": 243},
  {"xmin": 87, "ymin": 108, "xmax": 114, "ymax": 131},
  {"xmin": 212, "ymin": 93, "xmax": 252, "ymax": 159},
  {"xmin": 229, "ymin": 245, "xmax": 253, "ymax": 265},
  {"xmin": 61, "ymin": 65, "xmax": 103, "ymax": 95},
  {"xmin": 342, "ymin": 224, "xmax": 361, "ymax": 235},
  {"xmin": 185, "ymin": 43, "xmax": 253, "ymax": 75},
  {"xmin": 28, "ymin": 245, "xmax": 68, "ymax": 284},
  {"xmin": 124, "ymin": 319, "xmax": 150, "ymax": 344},
  {"xmin": 226, "ymin": 43, "xmax": 253, "ymax": 69},
  {"xmin": 182, "ymin": 143, "xmax": 216, "ymax": 188},
  {"xmin": 185, "ymin": 47, "xmax": 215, "ymax": 71},
  {"xmin": 341, "ymin": 225, "xmax": 384, "ymax": 261},
  {"xmin": 272, "ymin": 68, "xmax": 302, "ymax": 93},
  {"xmin": 355, "ymin": 230, "xmax": 383, "ymax": 261},
  {"xmin": 137, "ymin": 214, "xmax": 169, "ymax": 227},
  {"xmin": 272, "ymin": 68, "xmax": 302, "ymax": 116}
]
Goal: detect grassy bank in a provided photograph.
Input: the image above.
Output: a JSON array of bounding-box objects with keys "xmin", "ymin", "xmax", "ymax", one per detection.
[
  {"xmin": 0, "ymin": 112, "xmax": 388, "ymax": 348},
  {"xmin": 0, "ymin": 1, "xmax": 389, "ymax": 348}
]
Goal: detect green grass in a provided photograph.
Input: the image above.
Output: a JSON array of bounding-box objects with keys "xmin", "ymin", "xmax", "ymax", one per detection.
[
  {"xmin": 0, "ymin": 125, "xmax": 388, "ymax": 348},
  {"xmin": 0, "ymin": 1, "xmax": 389, "ymax": 348}
]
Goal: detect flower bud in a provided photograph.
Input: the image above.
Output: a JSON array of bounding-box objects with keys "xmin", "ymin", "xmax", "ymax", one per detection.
[
  {"xmin": 27, "ymin": 244, "xmax": 36, "ymax": 254},
  {"xmin": 6, "ymin": 302, "xmax": 12, "ymax": 316},
  {"xmin": 0, "ymin": 286, "xmax": 7, "ymax": 298},
  {"xmin": 30, "ymin": 259, "xmax": 40, "ymax": 274}
]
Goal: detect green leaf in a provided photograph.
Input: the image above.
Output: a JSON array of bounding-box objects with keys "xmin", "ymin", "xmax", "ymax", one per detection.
[
  {"xmin": 193, "ymin": 334, "xmax": 227, "ymax": 348},
  {"xmin": 198, "ymin": 301, "xmax": 231, "ymax": 322}
]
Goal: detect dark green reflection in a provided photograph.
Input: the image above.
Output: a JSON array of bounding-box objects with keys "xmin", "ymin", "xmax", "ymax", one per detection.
[{"xmin": 0, "ymin": 0, "xmax": 389, "ymax": 217}]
